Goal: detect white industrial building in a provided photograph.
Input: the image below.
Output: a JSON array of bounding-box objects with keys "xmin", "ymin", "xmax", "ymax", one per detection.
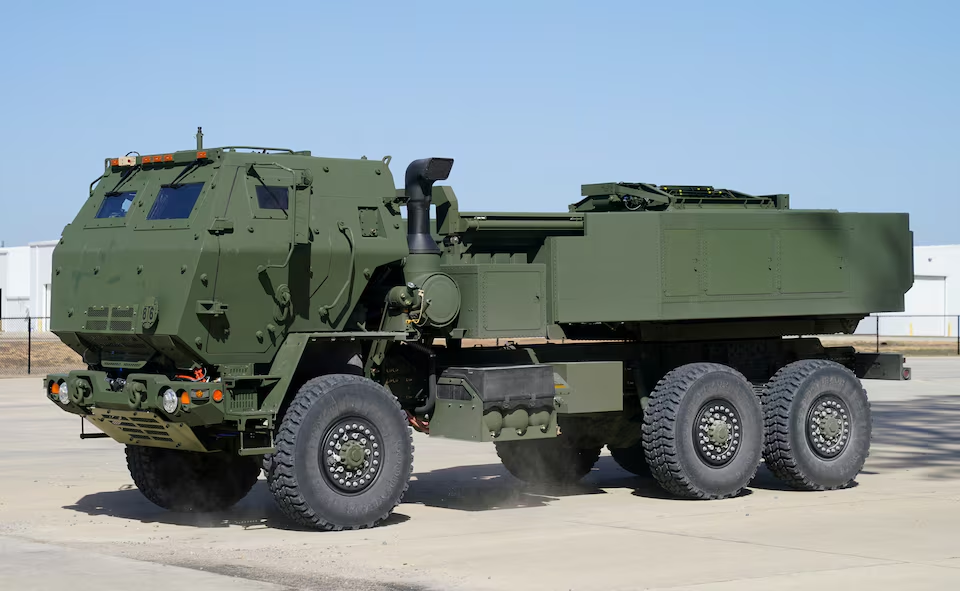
[
  {"xmin": 855, "ymin": 245, "xmax": 960, "ymax": 338},
  {"xmin": 0, "ymin": 240, "xmax": 957, "ymax": 336},
  {"xmin": 0, "ymin": 240, "xmax": 57, "ymax": 330}
]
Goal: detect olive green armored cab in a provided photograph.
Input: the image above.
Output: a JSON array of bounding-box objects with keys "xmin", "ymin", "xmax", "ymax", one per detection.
[{"xmin": 45, "ymin": 130, "xmax": 914, "ymax": 530}]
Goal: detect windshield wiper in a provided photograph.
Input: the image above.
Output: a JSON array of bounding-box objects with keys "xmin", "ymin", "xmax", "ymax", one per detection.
[
  {"xmin": 162, "ymin": 160, "xmax": 202, "ymax": 189},
  {"xmin": 105, "ymin": 165, "xmax": 141, "ymax": 197}
]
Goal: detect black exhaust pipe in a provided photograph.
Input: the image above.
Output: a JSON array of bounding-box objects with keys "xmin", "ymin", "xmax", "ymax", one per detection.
[{"xmin": 404, "ymin": 157, "xmax": 454, "ymax": 254}]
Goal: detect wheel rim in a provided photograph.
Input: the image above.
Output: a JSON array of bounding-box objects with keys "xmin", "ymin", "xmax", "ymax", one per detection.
[
  {"xmin": 806, "ymin": 394, "xmax": 851, "ymax": 459},
  {"xmin": 320, "ymin": 417, "xmax": 383, "ymax": 495},
  {"xmin": 693, "ymin": 399, "xmax": 742, "ymax": 467}
]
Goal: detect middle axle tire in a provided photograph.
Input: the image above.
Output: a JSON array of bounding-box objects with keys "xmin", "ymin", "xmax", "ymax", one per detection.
[
  {"xmin": 642, "ymin": 363, "xmax": 763, "ymax": 500},
  {"xmin": 495, "ymin": 438, "xmax": 602, "ymax": 485},
  {"xmin": 608, "ymin": 443, "xmax": 651, "ymax": 477},
  {"xmin": 266, "ymin": 374, "xmax": 414, "ymax": 531}
]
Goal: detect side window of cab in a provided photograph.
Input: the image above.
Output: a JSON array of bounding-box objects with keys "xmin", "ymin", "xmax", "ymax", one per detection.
[
  {"xmin": 246, "ymin": 169, "xmax": 292, "ymax": 220},
  {"xmin": 255, "ymin": 185, "xmax": 289, "ymax": 211}
]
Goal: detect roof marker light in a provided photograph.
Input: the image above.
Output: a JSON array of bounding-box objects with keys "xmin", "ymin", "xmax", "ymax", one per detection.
[
  {"xmin": 197, "ymin": 151, "xmax": 208, "ymax": 159},
  {"xmin": 163, "ymin": 154, "xmax": 174, "ymax": 162}
]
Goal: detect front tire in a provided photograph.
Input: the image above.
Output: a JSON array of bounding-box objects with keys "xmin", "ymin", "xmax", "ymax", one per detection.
[
  {"xmin": 125, "ymin": 445, "xmax": 261, "ymax": 513},
  {"xmin": 642, "ymin": 363, "xmax": 763, "ymax": 499},
  {"xmin": 760, "ymin": 359, "xmax": 871, "ymax": 491},
  {"xmin": 266, "ymin": 374, "xmax": 414, "ymax": 531}
]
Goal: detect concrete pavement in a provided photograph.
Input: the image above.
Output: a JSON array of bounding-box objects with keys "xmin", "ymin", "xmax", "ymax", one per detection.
[{"xmin": 1, "ymin": 358, "xmax": 959, "ymax": 590}]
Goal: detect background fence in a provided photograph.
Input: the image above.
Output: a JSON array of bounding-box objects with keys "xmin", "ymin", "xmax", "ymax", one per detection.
[
  {"xmin": 1, "ymin": 313, "xmax": 958, "ymax": 378},
  {"xmin": 0, "ymin": 317, "xmax": 84, "ymax": 377},
  {"xmin": 851, "ymin": 314, "xmax": 960, "ymax": 355}
]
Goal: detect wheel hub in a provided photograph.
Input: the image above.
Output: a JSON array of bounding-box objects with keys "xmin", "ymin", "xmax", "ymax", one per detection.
[
  {"xmin": 707, "ymin": 421, "xmax": 731, "ymax": 445},
  {"xmin": 341, "ymin": 441, "xmax": 366, "ymax": 469},
  {"xmin": 806, "ymin": 395, "xmax": 850, "ymax": 459},
  {"xmin": 321, "ymin": 418, "xmax": 382, "ymax": 494},
  {"xmin": 694, "ymin": 400, "xmax": 741, "ymax": 467}
]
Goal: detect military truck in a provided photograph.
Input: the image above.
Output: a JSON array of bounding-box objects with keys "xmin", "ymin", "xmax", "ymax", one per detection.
[{"xmin": 44, "ymin": 129, "xmax": 914, "ymax": 530}]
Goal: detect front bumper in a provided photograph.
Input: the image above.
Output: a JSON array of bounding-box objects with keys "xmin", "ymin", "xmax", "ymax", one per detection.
[{"xmin": 43, "ymin": 369, "xmax": 273, "ymax": 437}]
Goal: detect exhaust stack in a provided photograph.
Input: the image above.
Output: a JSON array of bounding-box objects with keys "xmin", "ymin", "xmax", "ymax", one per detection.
[
  {"xmin": 404, "ymin": 157, "xmax": 454, "ymax": 255},
  {"xmin": 390, "ymin": 156, "xmax": 461, "ymax": 333}
]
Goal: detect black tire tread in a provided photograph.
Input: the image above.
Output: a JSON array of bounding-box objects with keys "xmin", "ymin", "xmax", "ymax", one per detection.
[
  {"xmin": 495, "ymin": 439, "xmax": 601, "ymax": 485},
  {"xmin": 609, "ymin": 444, "xmax": 651, "ymax": 476},
  {"xmin": 641, "ymin": 362, "xmax": 760, "ymax": 500},
  {"xmin": 760, "ymin": 359, "xmax": 869, "ymax": 491},
  {"xmin": 125, "ymin": 445, "xmax": 261, "ymax": 513},
  {"xmin": 265, "ymin": 374, "xmax": 414, "ymax": 531}
]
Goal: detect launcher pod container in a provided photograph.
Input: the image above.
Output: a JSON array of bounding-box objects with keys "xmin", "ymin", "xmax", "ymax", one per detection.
[{"xmin": 45, "ymin": 132, "xmax": 913, "ymax": 530}]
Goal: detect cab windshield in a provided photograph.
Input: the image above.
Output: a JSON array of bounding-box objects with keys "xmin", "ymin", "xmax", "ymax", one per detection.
[
  {"xmin": 95, "ymin": 191, "xmax": 136, "ymax": 218},
  {"xmin": 147, "ymin": 183, "xmax": 204, "ymax": 220}
]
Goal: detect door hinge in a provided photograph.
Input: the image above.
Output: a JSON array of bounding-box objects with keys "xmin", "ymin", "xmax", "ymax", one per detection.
[{"xmin": 196, "ymin": 300, "xmax": 229, "ymax": 316}]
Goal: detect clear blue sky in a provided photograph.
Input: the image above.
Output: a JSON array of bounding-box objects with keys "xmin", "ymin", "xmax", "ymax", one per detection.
[{"xmin": 1, "ymin": 1, "xmax": 956, "ymax": 247}]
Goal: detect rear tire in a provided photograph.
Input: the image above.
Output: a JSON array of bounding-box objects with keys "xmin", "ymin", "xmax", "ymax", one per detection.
[
  {"xmin": 760, "ymin": 359, "xmax": 871, "ymax": 491},
  {"xmin": 642, "ymin": 363, "xmax": 763, "ymax": 499},
  {"xmin": 495, "ymin": 438, "xmax": 601, "ymax": 485},
  {"xmin": 265, "ymin": 374, "xmax": 414, "ymax": 531},
  {"xmin": 125, "ymin": 445, "xmax": 261, "ymax": 513}
]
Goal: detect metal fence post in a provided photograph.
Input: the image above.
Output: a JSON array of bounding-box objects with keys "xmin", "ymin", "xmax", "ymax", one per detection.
[
  {"xmin": 27, "ymin": 314, "xmax": 32, "ymax": 375},
  {"xmin": 876, "ymin": 315, "xmax": 880, "ymax": 353}
]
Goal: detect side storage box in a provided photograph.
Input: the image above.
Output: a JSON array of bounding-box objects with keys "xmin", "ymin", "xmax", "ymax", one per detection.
[
  {"xmin": 442, "ymin": 264, "xmax": 547, "ymax": 338},
  {"xmin": 429, "ymin": 364, "xmax": 558, "ymax": 443}
]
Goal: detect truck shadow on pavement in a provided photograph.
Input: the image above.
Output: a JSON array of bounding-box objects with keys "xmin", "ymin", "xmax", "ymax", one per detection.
[
  {"xmin": 401, "ymin": 455, "xmax": 715, "ymax": 512},
  {"xmin": 61, "ymin": 457, "xmax": 728, "ymax": 530},
  {"xmin": 61, "ymin": 394, "xmax": 960, "ymax": 528},
  {"xmin": 62, "ymin": 482, "xmax": 411, "ymax": 531},
  {"xmin": 864, "ymin": 394, "xmax": 960, "ymax": 479}
]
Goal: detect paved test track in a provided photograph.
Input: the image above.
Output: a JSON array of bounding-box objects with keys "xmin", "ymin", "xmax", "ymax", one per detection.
[{"xmin": 1, "ymin": 358, "xmax": 959, "ymax": 590}]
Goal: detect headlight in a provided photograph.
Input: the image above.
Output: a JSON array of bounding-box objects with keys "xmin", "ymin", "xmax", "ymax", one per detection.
[
  {"xmin": 161, "ymin": 388, "xmax": 178, "ymax": 414},
  {"xmin": 58, "ymin": 382, "xmax": 69, "ymax": 405}
]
